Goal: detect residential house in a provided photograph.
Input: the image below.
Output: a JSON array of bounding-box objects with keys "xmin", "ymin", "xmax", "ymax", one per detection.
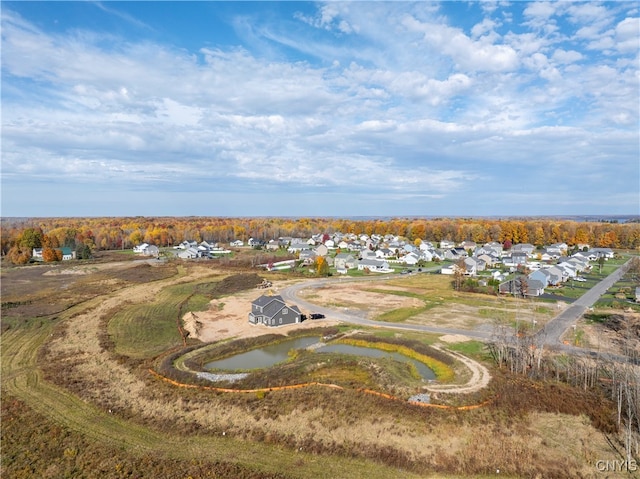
[
  {"xmin": 528, "ymin": 269, "xmax": 550, "ymax": 289},
  {"xmin": 376, "ymin": 248, "xmax": 395, "ymax": 259},
  {"xmin": 420, "ymin": 249, "xmax": 434, "ymax": 262},
  {"xmin": 59, "ymin": 247, "xmax": 76, "ymax": 261},
  {"xmin": 288, "ymin": 241, "xmax": 311, "ymax": 254},
  {"xmin": 133, "ymin": 243, "xmax": 150, "ymax": 253},
  {"xmin": 463, "ymin": 257, "xmax": 478, "ymax": 275},
  {"xmin": 441, "ymin": 263, "xmax": 463, "ymax": 275},
  {"xmin": 299, "ymin": 250, "xmax": 317, "ymax": 265},
  {"xmin": 360, "ymin": 249, "xmax": 377, "ymax": 260},
  {"xmin": 512, "ymin": 243, "xmax": 535, "ymax": 255},
  {"xmin": 403, "ymin": 252, "xmax": 421, "ymax": 266},
  {"xmin": 313, "ymin": 243, "xmax": 329, "ymax": 257},
  {"xmin": 504, "ymin": 252, "xmax": 528, "ymax": 267},
  {"xmin": 499, "ymin": 277, "xmax": 545, "ymax": 297},
  {"xmin": 440, "ymin": 240, "xmax": 456, "ymax": 249},
  {"xmin": 590, "ymin": 248, "xmax": 614, "ymax": 259},
  {"xmin": 142, "ymin": 245, "xmax": 159, "ymax": 257},
  {"xmin": 476, "ymin": 253, "xmax": 495, "ymax": 268},
  {"xmin": 557, "ymin": 263, "xmax": 577, "ymax": 279},
  {"xmin": 265, "ymin": 240, "xmax": 280, "ymax": 251},
  {"xmin": 491, "ymin": 270, "xmax": 508, "ymax": 282},
  {"xmin": 177, "ymin": 247, "xmax": 199, "ymax": 259},
  {"xmin": 248, "ymin": 294, "xmax": 302, "ymax": 327},
  {"xmin": 460, "ymin": 241, "xmax": 477, "ymax": 252},
  {"xmin": 357, "ymin": 258, "xmax": 389, "ymax": 272},
  {"xmin": 444, "ymin": 248, "xmax": 464, "ymax": 261},
  {"xmin": 248, "ymin": 238, "xmax": 264, "ymax": 247},
  {"xmin": 32, "ymin": 248, "xmax": 43, "ymax": 259},
  {"xmin": 477, "ymin": 242, "xmax": 503, "ymax": 257},
  {"xmin": 230, "ymin": 240, "xmax": 244, "ymax": 247},
  {"xmin": 334, "ymin": 253, "xmax": 357, "ymax": 274},
  {"xmin": 573, "ymin": 251, "xmax": 598, "ymax": 262},
  {"xmin": 562, "ymin": 257, "xmax": 590, "ymax": 272},
  {"xmin": 543, "ymin": 266, "xmax": 564, "ymax": 286}
]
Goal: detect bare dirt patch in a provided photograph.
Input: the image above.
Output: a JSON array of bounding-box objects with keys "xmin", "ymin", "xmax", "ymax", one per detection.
[
  {"xmin": 298, "ymin": 283, "xmax": 424, "ymax": 318},
  {"xmin": 579, "ymin": 311, "xmax": 640, "ymax": 355},
  {"xmin": 183, "ymin": 285, "xmax": 339, "ymax": 343}
]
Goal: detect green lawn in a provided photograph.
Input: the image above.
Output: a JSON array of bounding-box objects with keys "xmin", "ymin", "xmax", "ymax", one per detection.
[{"xmin": 108, "ymin": 281, "xmax": 216, "ymax": 359}]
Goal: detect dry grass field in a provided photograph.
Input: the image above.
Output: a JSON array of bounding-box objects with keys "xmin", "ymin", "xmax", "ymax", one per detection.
[{"xmin": 0, "ymin": 254, "xmax": 631, "ymax": 478}]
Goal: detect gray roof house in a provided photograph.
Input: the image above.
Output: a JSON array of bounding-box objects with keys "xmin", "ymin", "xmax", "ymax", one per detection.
[
  {"xmin": 499, "ymin": 277, "xmax": 545, "ymax": 297},
  {"xmin": 248, "ymin": 294, "xmax": 302, "ymax": 327},
  {"xmin": 334, "ymin": 253, "xmax": 357, "ymax": 273},
  {"xmin": 512, "ymin": 243, "xmax": 535, "ymax": 255},
  {"xmin": 544, "ymin": 266, "xmax": 564, "ymax": 285},
  {"xmin": 528, "ymin": 269, "xmax": 550, "ymax": 288}
]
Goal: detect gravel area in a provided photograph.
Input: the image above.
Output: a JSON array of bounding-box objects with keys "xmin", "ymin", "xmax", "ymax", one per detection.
[{"xmin": 196, "ymin": 372, "xmax": 249, "ymax": 383}]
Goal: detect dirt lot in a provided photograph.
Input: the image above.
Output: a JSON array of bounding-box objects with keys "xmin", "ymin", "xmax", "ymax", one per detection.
[
  {"xmin": 578, "ymin": 311, "xmax": 640, "ymax": 355},
  {"xmin": 182, "ymin": 283, "xmax": 339, "ymax": 343}
]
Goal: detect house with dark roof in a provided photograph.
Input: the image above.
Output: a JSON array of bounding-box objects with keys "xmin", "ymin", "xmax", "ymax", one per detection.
[
  {"xmin": 248, "ymin": 294, "xmax": 302, "ymax": 327},
  {"xmin": 499, "ymin": 277, "xmax": 545, "ymax": 297}
]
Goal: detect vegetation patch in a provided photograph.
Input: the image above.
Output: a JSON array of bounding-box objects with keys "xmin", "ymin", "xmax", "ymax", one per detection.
[
  {"xmin": 335, "ymin": 337, "xmax": 455, "ymax": 382},
  {"xmin": 447, "ymin": 340, "xmax": 488, "ymax": 359},
  {"xmin": 375, "ymin": 305, "xmax": 427, "ymax": 322}
]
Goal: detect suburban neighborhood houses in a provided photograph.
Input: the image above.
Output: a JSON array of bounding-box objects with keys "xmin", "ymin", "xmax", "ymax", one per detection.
[{"xmin": 130, "ymin": 232, "xmax": 617, "ymax": 300}]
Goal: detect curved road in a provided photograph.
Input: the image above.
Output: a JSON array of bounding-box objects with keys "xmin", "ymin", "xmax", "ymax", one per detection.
[{"xmin": 281, "ymin": 258, "xmax": 634, "ymax": 352}]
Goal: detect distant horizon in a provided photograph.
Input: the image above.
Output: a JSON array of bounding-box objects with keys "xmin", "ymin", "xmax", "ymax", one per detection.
[
  {"xmin": 3, "ymin": 214, "xmax": 639, "ymax": 222},
  {"xmin": 2, "ymin": 2, "xmax": 638, "ymax": 217}
]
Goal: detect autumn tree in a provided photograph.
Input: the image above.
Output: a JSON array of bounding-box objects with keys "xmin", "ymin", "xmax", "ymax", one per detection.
[
  {"xmin": 314, "ymin": 256, "xmax": 330, "ymax": 277},
  {"xmin": 42, "ymin": 247, "xmax": 62, "ymax": 262},
  {"xmin": 453, "ymin": 259, "xmax": 465, "ymax": 291},
  {"xmin": 19, "ymin": 227, "xmax": 43, "ymax": 250},
  {"xmin": 7, "ymin": 245, "xmax": 31, "ymax": 264}
]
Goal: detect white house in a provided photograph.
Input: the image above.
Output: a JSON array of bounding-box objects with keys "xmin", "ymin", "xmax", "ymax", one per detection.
[
  {"xmin": 357, "ymin": 258, "xmax": 390, "ymax": 272},
  {"xmin": 133, "ymin": 243, "xmax": 149, "ymax": 253}
]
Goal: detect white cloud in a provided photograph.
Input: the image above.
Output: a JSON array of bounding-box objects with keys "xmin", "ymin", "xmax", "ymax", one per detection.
[
  {"xmin": 1, "ymin": 3, "xmax": 638, "ymax": 216},
  {"xmin": 551, "ymin": 49, "xmax": 583, "ymax": 64},
  {"xmin": 615, "ymin": 17, "xmax": 640, "ymax": 53}
]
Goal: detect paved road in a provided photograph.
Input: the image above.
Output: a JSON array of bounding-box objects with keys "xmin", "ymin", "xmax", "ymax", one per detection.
[
  {"xmin": 281, "ymin": 276, "xmax": 492, "ymax": 340},
  {"xmin": 281, "ymin": 259, "xmax": 634, "ymax": 351},
  {"xmin": 535, "ymin": 258, "xmax": 633, "ymax": 347}
]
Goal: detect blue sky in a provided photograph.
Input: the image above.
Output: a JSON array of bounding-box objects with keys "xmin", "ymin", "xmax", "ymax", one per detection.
[{"xmin": 1, "ymin": 1, "xmax": 638, "ymax": 217}]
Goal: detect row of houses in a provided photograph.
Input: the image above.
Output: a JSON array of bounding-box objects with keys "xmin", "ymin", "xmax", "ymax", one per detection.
[
  {"xmin": 498, "ymin": 254, "xmax": 596, "ymax": 297},
  {"xmin": 32, "ymin": 247, "xmax": 76, "ymax": 261},
  {"xmin": 133, "ymin": 240, "xmax": 231, "ymax": 259}
]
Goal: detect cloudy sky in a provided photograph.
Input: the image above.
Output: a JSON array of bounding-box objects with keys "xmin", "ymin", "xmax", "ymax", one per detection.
[{"xmin": 1, "ymin": 1, "xmax": 638, "ymax": 217}]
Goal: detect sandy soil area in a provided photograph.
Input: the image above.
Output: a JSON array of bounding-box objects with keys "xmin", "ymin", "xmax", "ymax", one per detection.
[
  {"xmin": 298, "ymin": 283, "xmax": 424, "ymax": 318},
  {"xmin": 577, "ymin": 311, "xmax": 640, "ymax": 354},
  {"xmin": 183, "ymin": 284, "xmax": 339, "ymax": 343}
]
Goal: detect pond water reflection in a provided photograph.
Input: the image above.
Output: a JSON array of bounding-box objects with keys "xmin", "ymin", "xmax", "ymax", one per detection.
[{"xmin": 205, "ymin": 337, "xmax": 435, "ymax": 380}]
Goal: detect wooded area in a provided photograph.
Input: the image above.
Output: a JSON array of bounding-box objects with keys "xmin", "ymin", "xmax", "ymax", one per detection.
[{"xmin": 2, "ymin": 216, "xmax": 639, "ymax": 264}]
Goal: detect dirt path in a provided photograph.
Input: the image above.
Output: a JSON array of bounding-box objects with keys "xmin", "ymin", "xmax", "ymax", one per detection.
[{"xmin": 426, "ymin": 345, "xmax": 491, "ymax": 394}]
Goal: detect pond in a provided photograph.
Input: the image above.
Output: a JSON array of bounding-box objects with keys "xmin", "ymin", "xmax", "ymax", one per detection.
[
  {"xmin": 205, "ymin": 337, "xmax": 435, "ymax": 380},
  {"xmin": 205, "ymin": 336, "xmax": 319, "ymax": 371}
]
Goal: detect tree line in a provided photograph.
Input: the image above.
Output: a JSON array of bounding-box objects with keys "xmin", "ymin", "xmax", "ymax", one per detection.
[{"xmin": 2, "ymin": 216, "xmax": 639, "ymax": 264}]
